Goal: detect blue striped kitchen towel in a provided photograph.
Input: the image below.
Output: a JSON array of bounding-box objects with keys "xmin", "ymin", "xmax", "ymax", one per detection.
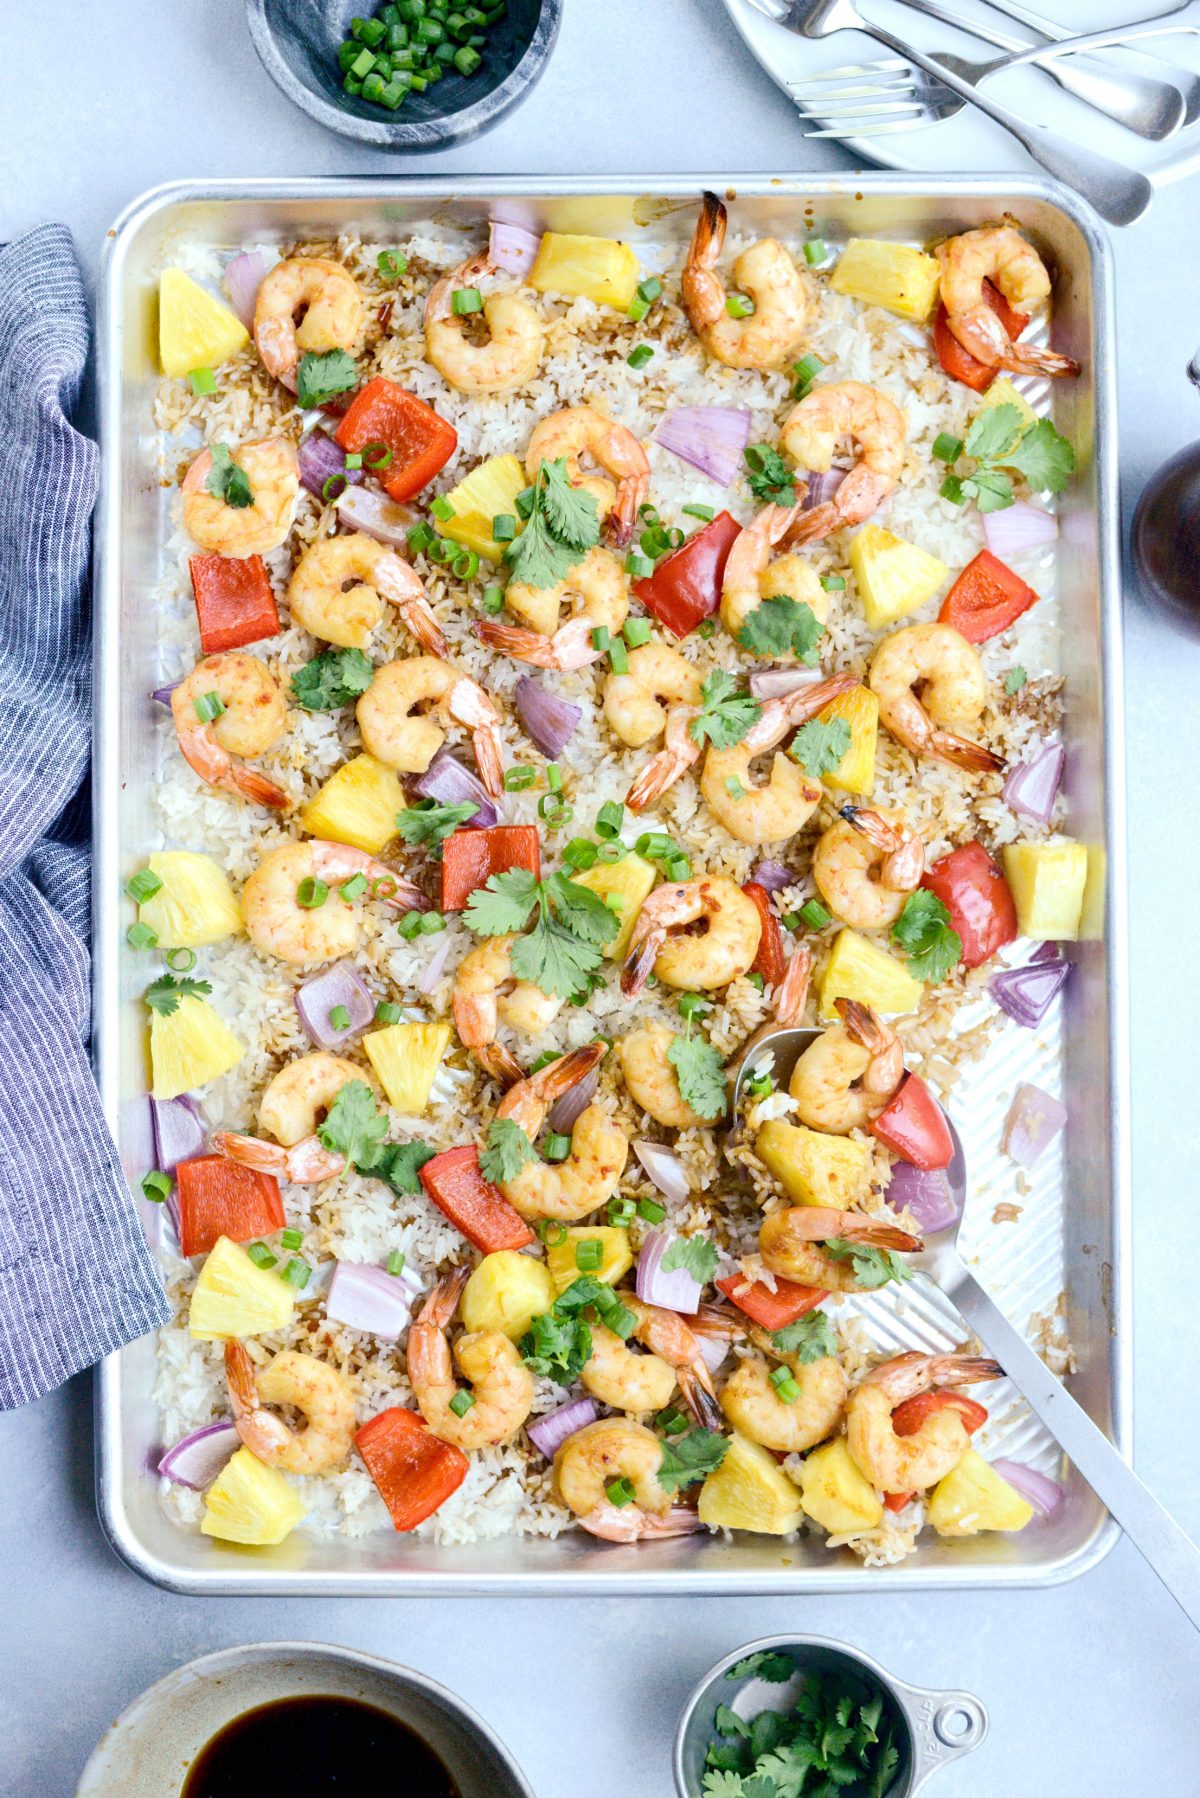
[{"xmin": 0, "ymin": 224, "xmax": 169, "ymax": 1409}]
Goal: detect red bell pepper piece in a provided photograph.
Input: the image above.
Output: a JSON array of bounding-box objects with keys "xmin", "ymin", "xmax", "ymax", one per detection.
[
  {"xmin": 933, "ymin": 279, "xmax": 1029, "ymax": 392},
  {"xmin": 419, "ymin": 1145, "xmax": 534, "ymax": 1252},
  {"xmin": 871, "ymin": 1073, "xmax": 954, "ymax": 1172},
  {"xmin": 633, "ymin": 510, "xmax": 742, "ymax": 639},
  {"xmin": 175, "ymin": 1155, "xmax": 285, "ymax": 1258},
  {"xmin": 188, "ymin": 554, "xmax": 281, "ymax": 655},
  {"xmin": 335, "ymin": 376, "xmax": 457, "ymax": 503},
  {"xmin": 440, "ymin": 824, "xmax": 541, "ymax": 912},
  {"xmin": 939, "ymin": 549, "xmax": 1040, "ymax": 645},
  {"xmin": 922, "ymin": 840, "xmax": 1017, "ymax": 969},
  {"xmin": 355, "ymin": 1406, "xmax": 469, "ymax": 1532},
  {"xmin": 892, "ymin": 1389, "xmax": 989, "ymax": 1438},
  {"xmin": 883, "ymin": 1490, "xmax": 912, "ymax": 1514},
  {"xmin": 716, "ymin": 1273, "xmax": 829, "ymax": 1331},
  {"xmin": 742, "ymin": 882, "xmax": 786, "ymax": 990}
]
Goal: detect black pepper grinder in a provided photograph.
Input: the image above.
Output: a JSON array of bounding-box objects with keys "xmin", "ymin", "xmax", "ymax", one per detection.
[{"xmin": 1131, "ymin": 348, "xmax": 1200, "ymax": 637}]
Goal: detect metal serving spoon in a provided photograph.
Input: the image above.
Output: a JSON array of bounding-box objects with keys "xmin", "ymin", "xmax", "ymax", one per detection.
[{"xmin": 729, "ymin": 1026, "xmax": 1200, "ymax": 1631}]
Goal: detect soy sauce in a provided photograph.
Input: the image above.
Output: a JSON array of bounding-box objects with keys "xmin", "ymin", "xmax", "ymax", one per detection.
[
  {"xmin": 1131, "ymin": 346, "xmax": 1200, "ymax": 639},
  {"xmin": 181, "ymin": 1694, "xmax": 462, "ymax": 1796}
]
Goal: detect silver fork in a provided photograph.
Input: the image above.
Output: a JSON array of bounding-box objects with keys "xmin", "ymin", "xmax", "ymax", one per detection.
[
  {"xmin": 791, "ymin": 59, "xmax": 962, "ymax": 134},
  {"xmin": 973, "ymin": 0, "xmax": 1200, "ymax": 126},
  {"xmin": 745, "ymin": 0, "xmax": 1154, "ymax": 226}
]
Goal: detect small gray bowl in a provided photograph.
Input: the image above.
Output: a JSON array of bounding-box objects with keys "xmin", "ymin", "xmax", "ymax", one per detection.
[
  {"xmin": 674, "ymin": 1634, "xmax": 987, "ymax": 1798},
  {"xmin": 246, "ymin": 0, "xmax": 562, "ymax": 151}
]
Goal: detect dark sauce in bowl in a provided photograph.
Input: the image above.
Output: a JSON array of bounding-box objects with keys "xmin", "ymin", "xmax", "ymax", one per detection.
[{"xmin": 181, "ymin": 1694, "xmax": 462, "ymax": 1796}]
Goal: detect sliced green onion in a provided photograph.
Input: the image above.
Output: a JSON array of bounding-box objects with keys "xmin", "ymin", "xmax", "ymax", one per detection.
[
  {"xmin": 538, "ymin": 796, "xmax": 573, "ymax": 828},
  {"xmin": 370, "ymin": 876, "xmax": 399, "ymax": 900},
  {"xmin": 451, "ymin": 286, "xmax": 483, "ymax": 315},
  {"xmin": 166, "ymin": 947, "xmax": 197, "ymax": 974},
  {"xmin": 535, "ymin": 1218, "xmax": 567, "ymax": 1247},
  {"xmin": 449, "ymin": 1388, "xmax": 475, "ymax": 1417},
  {"xmin": 640, "ymin": 524, "xmax": 671, "ymax": 559},
  {"xmin": 627, "ymin": 344, "xmax": 654, "ymax": 369},
  {"xmin": 800, "ymin": 898, "xmax": 832, "ymax": 930},
  {"xmin": 820, "ymin": 574, "xmax": 846, "ymax": 592},
  {"xmin": 297, "ymin": 877, "xmax": 328, "ymax": 909},
  {"xmin": 125, "ymin": 868, "xmax": 164, "ymax": 905},
  {"xmin": 377, "ymin": 250, "xmax": 407, "ymax": 281},
  {"xmin": 745, "ymin": 1071, "xmax": 773, "ymax": 1099},
  {"xmin": 322, "ymin": 473, "xmax": 347, "ymax": 503},
  {"xmin": 682, "ymin": 503, "xmax": 715, "ymax": 522},
  {"xmin": 791, "ymin": 352, "xmax": 824, "ymax": 399},
  {"xmin": 188, "ymin": 366, "xmax": 216, "ymax": 396},
  {"xmin": 607, "ymin": 638, "xmax": 629, "ymax": 675},
  {"xmin": 408, "ymin": 520, "xmax": 436, "ymax": 554},
  {"xmin": 481, "ymin": 584, "xmax": 505, "ymax": 615},
  {"xmin": 281, "ymin": 1228, "xmax": 304, "ymax": 1252},
  {"xmin": 504, "ymin": 765, "xmax": 536, "ymax": 791},
  {"xmin": 596, "ymin": 841, "xmax": 626, "ymax": 864},
  {"xmin": 141, "ymin": 1170, "xmax": 172, "ymax": 1204},
  {"xmin": 665, "ymin": 854, "xmax": 692, "ymax": 882},
  {"xmin": 803, "ymin": 238, "xmax": 827, "ymax": 266},
  {"xmin": 940, "ymin": 474, "xmax": 966, "ymax": 506},
  {"xmin": 625, "ymin": 552, "xmax": 654, "ymax": 580},
  {"xmin": 626, "ymin": 295, "xmax": 650, "ymax": 324},
  {"xmin": 453, "ymin": 44, "xmax": 482, "ymax": 75},
  {"xmin": 363, "ymin": 441, "xmax": 393, "ymax": 470},
  {"xmin": 747, "ymin": 971, "xmax": 765, "ymax": 994},
  {"xmin": 563, "ymin": 837, "xmax": 598, "ymax": 871},
  {"xmin": 606, "ymin": 1476, "xmax": 635, "ymax": 1507},
  {"xmin": 387, "ymin": 1249, "xmax": 407, "ymax": 1276},
  {"xmin": 932, "ymin": 431, "xmax": 964, "ymax": 465},
  {"xmin": 126, "ymin": 921, "xmax": 158, "ymax": 951},
  {"xmin": 637, "ymin": 1196, "xmax": 666, "ymax": 1224},
  {"xmin": 397, "ymin": 912, "xmax": 424, "ymax": 939},
  {"xmin": 344, "ymin": 452, "xmax": 364, "ymax": 470},
  {"xmin": 695, "ymin": 618, "xmax": 716, "ymax": 639},
  {"xmin": 339, "ymin": 872, "xmax": 368, "ymax": 902},
  {"xmin": 638, "ymin": 503, "xmax": 659, "ymax": 524},
  {"xmin": 677, "ymin": 991, "xmax": 711, "ymax": 1023},
  {"xmin": 781, "ymin": 912, "xmax": 801, "ymax": 931},
  {"xmin": 342, "ymin": 73, "xmax": 364, "ymax": 94},
  {"xmin": 574, "ymin": 1237, "xmax": 604, "ymax": 1272},
  {"xmin": 542, "ymin": 1133, "xmax": 572, "ymax": 1163},
  {"xmin": 515, "ymin": 484, "xmax": 536, "ymax": 520},
  {"xmin": 192, "ymin": 690, "xmax": 226, "ymax": 724},
  {"xmin": 281, "ymin": 1257, "xmax": 311, "ymax": 1290},
  {"xmin": 655, "ymin": 1405, "xmax": 688, "ymax": 1436},
  {"xmin": 725, "ymin": 292, "xmax": 755, "ymax": 319},
  {"xmin": 431, "ymin": 494, "xmax": 455, "ymax": 521},
  {"xmin": 595, "ymin": 801, "xmax": 624, "ymax": 840},
  {"xmin": 725, "ymin": 775, "xmax": 747, "ymax": 801},
  {"xmin": 590, "ymin": 625, "xmax": 612, "ymax": 654},
  {"xmin": 634, "ymin": 830, "xmax": 674, "ymax": 860},
  {"xmin": 492, "ymin": 513, "xmax": 516, "ymax": 542},
  {"xmin": 623, "ymin": 617, "xmax": 652, "ymax": 648},
  {"xmin": 351, "ymin": 47, "xmax": 376, "ymax": 77},
  {"xmin": 247, "ymin": 1241, "xmax": 278, "ymax": 1270},
  {"xmin": 328, "ymin": 1004, "xmax": 351, "ymax": 1031},
  {"xmin": 637, "ymin": 276, "xmax": 664, "ymax": 304},
  {"xmin": 418, "ymin": 911, "xmax": 446, "ymax": 935},
  {"xmin": 452, "ymin": 548, "xmax": 480, "ymax": 581},
  {"xmin": 375, "ymin": 1000, "xmax": 402, "ymax": 1025},
  {"xmin": 361, "ymin": 72, "xmax": 387, "ymax": 102},
  {"xmin": 546, "ymin": 762, "xmax": 563, "ymax": 794},
  {"xmin": 607, "ymin": 1197, "xmax": 636, "ymax": 1228},
  {"xmin": 770, "ymin": 1367, "xmax": 801, "ymax": 1402}
]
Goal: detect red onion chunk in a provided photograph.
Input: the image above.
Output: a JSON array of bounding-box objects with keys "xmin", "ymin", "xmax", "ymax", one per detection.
[
  {"xmin": 1002, "ymin": 1082, "xmax": 1067, "ymax": 1170},
  {"xmin": 632, "ymin": 1140, "xmax": 690, "ymax": 1206},
  {"xmin": 655, "ymin": 406, "xmax": 753, "ymax": 487},
  {"xmin": 1031, "ymin": 940, "xmax": 1063, "ymax": 964},
  {"xmin": 152, "ymin": 682, "xmax": 180, "ymax": 706},
  {"xmin": 335, "ymin": 483, "xmax": 417, "ymax": 547},
  {"xmin": 981, "ymin": 500, "xmax": 1059, "ymax": 561},
  {"xmin": 1002, "ymin": 741, "xmax": 1064, "ymax": 824},
  {"xmin": 696, "ymin": 1332, "xmax": 730, "ymax": 1376},
  {"xmin": 515, "ymin": 675, "xmax": 582, "ymax": 759},
  {"xmin": 410, "ymin": 747, "xmax": 499, "ymax": 828},
  {"xmin": 158, "ymin": 1420, "xmax": 240, "ymax": 1490},
  {"xmin": 801, "ymin": 468, "xmax": 845, "ymax": 511},
  {"xmin": 752, "ymin": 860, "xmax": 792, "ymax": 893},
  {"xmin": 748, "ymin": 666, "xmax": 823, "ymax": 701},
  {"xmin": 417, "ymin": 932, "xmax": 454, "ymax": 996},
  {"xmin": 298, "ymin": 429, "xmax": 362, "ymax": 500},
  {"xmin": 150, "ymin": 1094, "xmax": 206, "ymax": 1174},
  {"xmin": 885, "ymin": 1157, "xmax": 962, "ymax": 1234},
  {"xmin": 526, "ymin": 1395, "xmax": 598, "ymax": 1458},
  {"xmin": 294, "ymin": 961, "xmax": 376, "ymax": 1050},
  {"xmin": 990, "ymin": 957, "xmax": 1069, "ymax": 1029},
  {"xmin": 990, "ymin": 1458, "xmax": 1064, "ymax": 1517},
  {"xmin": 224, "ymin": 250, "xmax": 264, "ymax": 330},
  {"xmin": 489, "ymin": 219, "xmax": 542, "ymax": 280},
  {"xmin": 326, "ymin": 1259, "xmax": 422, "ymax": 1340},
  {"xmin": 636, "ymin": 1226, "xmax": 704, "ymax": 1315},
  {"xmin": 547, "ymin": 1064, "xmax": 599, "ymax": 1134}
]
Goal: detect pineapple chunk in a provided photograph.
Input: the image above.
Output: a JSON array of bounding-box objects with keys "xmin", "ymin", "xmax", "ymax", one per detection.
[
  {"xmin": 362, "ymin": 1021, "xmax": 451, "ymax": 1115},
  {"xmin": 546, "ymin": 1226, "xmax": 633, "ymax": 1294},
  {"xmin": 819, "ymin": 686, "xmax": 878, "ymax": 797},
  {"xmin": 529, "ymin": 232, "xmax": 640, "ymax": 312},
  {"xmin": 150, "ymin": 995, "xmax": 244, "ymax": 1101},
  {"xmin": 971, "ymin": 375, "xmax": 1037, "ymax": 436},
  {"xmin": 439, "ymin": 454, "xmax": 527, "ymax": 563},
  {"xmin": 819, "ymin": 928, "xmax": 923, "ymax": 1019},
  {"xmin": 300, "ymin": 753, "xmax": 405, "ymax": 854},
  {"xmin": 189, "ymin": 1236, "xmax": 296, "ymax": 1340},
  {"xmin": 138, "ymin": 851, "xmax": 242, "ymax": 948},
  {"xmin": 756, "ymin": 1121, "xmax": 871, "ymax": 1208},
  {"xmin": 158, "ymin": 268, "xmax": 250, "ymax": 379},
  {"xmin": 831, "ymin": 239, "xmax": 941, "ymax": 322},
  {"xmin": 800, "ymin": 1438, "xmax": 884, "ymax": 1535},
  {"xmin": 569, "ymin": 852, "xmax": 657, "ymax": 958},
  {"xmin": 927, "ymin": 1448, "xmax": 1035, "ymax": 1537},
  {"xmin": 1078, "ymin": 843, "xmax": 1106, "ymax": 942},
  {"xmin": 1002, "ymin": 841, "xmax": 1088, "ymax": 940},
  {"xmin": 849, "ymin": 524, "xmax": 948, "ymax": 630},
  {"xmin": 462, "ymin": 1251, "xmax": 557, "ymax": 1340},
  {"xmin": 698, "ymin": 1431, "xmax": 804, "ymax": 1535},
  {"xmin": 200, "ymin": 1445, "xmax": 306, "ymax": 1546}
]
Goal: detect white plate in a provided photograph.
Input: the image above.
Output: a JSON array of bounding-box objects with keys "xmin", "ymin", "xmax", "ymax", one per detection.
[{"xmin": 722, "ymin": 0, "xmax": 1200, "ymax": 194}]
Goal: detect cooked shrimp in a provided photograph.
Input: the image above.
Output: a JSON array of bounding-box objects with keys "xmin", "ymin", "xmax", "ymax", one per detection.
[
  {"xmin": 452, "ymin": 934, "xmax": 563, "ymax": 1086},
  {"xmin": 603, "ymin": 642, "xmax": 703, "ymax": 749},
  {"xmin": 699, "ymin": 672, "xmax": 859, "ymax": 844},
  {"xmin": 789, "ymin": 999, "xmax": 904, "ymax": 1135},
  {"xmin": 182, "ymin": 438, "xmax": 299, "ymax": 557},
  {"xmin": 494, "ymin": 1044, "xmax": 629, "ymax": 1221},
  {"xmin": 525, "ymin": 406, "xmax": 650, "ymax": 546},
  {"xmin": 242, "ymin": 839, "xmax": 427, "ymax": 966},
  {"xmin": 759, "ymin": 1207, "xmax": 921, "ymax": 1289},
  {"xmin": 935, "ymin": 226, "xmax": 1079, "ymax": 378},
  {"xmin": 622, "ymin": 876, "xmax": 761, "ymax": 997},
  {"xmin": 574, "ymin": 1499, "xmax": 708, "ymax": 1543},
  {"xmin": 356, "ymin": 656, "xmax": 504, "ymax": 796},
  {"xmin": 170, "ymin": 653, "xmax": 289, "ymax": 810},
  {"xmin": 624, "ymin": 704, "xmax": 703, "ymax": 813},
  {"xmin": 720, "ymin": 501, "xmax": 828, "ymax": 653},
  {"xmin": 811, "ymin": 805, "xmax": 925, "ymax": 931},
  {"xmin": 720, "ymin": 1336, "xmax": 847, "ymax": 1454},
  {"xmin": 780, "ymin": 382, "xmax": 906, "ymax": 543},
  {"xmin": 253, "ymin": 256, "xmax": 365, "ymax": 390},
  {"xmin": 618, "ymin": 1021, "xmax": 707, "ymax": 1129},
  {"xmin": 869, "ymin": 622, "xmax": 1004, "ymax": 773},
  {"xmin": 581, "ymin": 1296, "xmax": 723, "ymax": 1430},
  {"xmin": 211, "ymin": 1050, "xmax": 365, "ymax": 1182},
  {"xmin": 845, "ymin": 1351, "xmax": 1003, "ymax": 1493},
  {"xmin": 553, "ymin": 1417, "xmax": 671, "ymax": 1521},
  {"xmin": 424, "ymin": 251, "xmax": 543, "ymax": 394},
  {"xmin": 681, "ymin": 191, "xmax": 809, "ymax": 371},
  {"xmin": 288, "ymin": 532, "xmax": 447, "ymax": 655},
  {"xmin": 224, "ymin": 1340, "xmax": 356, "ymax": 1474},
  {"xmin": 406, "ymin": 1267, "xmax": 534, "ymax": 1449},
  {"xmin": 475, "ymin": 545, "xmax": 629, "ymax": 672}
]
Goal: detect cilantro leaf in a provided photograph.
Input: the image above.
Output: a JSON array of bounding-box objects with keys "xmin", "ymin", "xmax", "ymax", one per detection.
[
  {"xmin": 317, "ymin": 1080, "xmax": 389, "ymax": 1170},
  {"xmin": 504, "ymin": 457, "xmax": 599, "ymax": 591},
  {"xmin": 295, "ymin": 349, "xmax": 359, "ymax": 409},
  {"xmin": 510, "ymin": 916, "xmax": 605, "ymax": 1000},
  {"xmin": 714, "ymin": 1705, "xmax": 751, "ymax": 1740},
  {"xmin": 689, "ymin": 669, "xmax": 762, "ymax": 750},
  {"xmin": 544, "ymin": 871, "xmax": 620, "ymax": 947},
  {"xmin": 1008, "ymin": 416, "xmax": 1076, "ymax": 493},
  {"xmin": 204, "ymin": 443, "xmax": 253, "ymax": 509},
  {"xmin": 479, "ymin": 1116, "xmax": 538, "ymax": 1184},
  {"xmin": 463, "ymin": 867, "xmax": 542, "ymax": 937},
  {"xmin": 668, "ymin": 1033, "xmax": 727, "ymax": 1122},
  {"xmin": 144, "ymin": 973, "xmax": 213, "ymax": 1016},
  {"xmin": 867, "ymin": 1729, "xmax": 900, "ymax": 1798},
  {"xmin": 769, "ymin": 1310, "xmax": 836, "ymax": 1363},
  {"xmin": 744, "ymin": 443, "xmax": 798, "ymax": 504},
  {"xmin": 966, "ymin": 466, "xmax": 1015, "ymax": 513},
  {"xmin": 539, "ymin": 457, "xmax": 601, "ymax": 551},
  {"xmin": 395, "ymin": 798, "xmax": 480, "ymax": 852},
  {"xmin": 371, "ymin": 1139, "xmax": 435, "ymax": 1194},
  {"xmin": 726, "ymin": 1650, "xmax": 796, "ymax": 1684},
  {"xmin": 519, "ymin": 1307, "xmax": 593, "ymax": 1384},
  {"xmin": 661, "ymin": 1232, "xmax": 720, "ymax": 1286},
  {"xmin": 737, "ymin": 595, "xmax": 824, "ymax": 665},
  {"xmin": 290, "ymin": 647, "xmax": 374, "ymax": 712},
  {"xmin": 891, "ymin": 888, "xmax": 962, "ymax": 984},
  {"xmin": 964, "ymin": 401, "xmax": 1023, "ymax": 463},
  {"xmin": 656, "ymin": 1426, "xmax": 728, "ymax": 1493},
  {"xmin": 824, "ymin": 1238, "xmax": 914, "ymax": 1291},
  {"xmin": 752, "ymin": 1747, "xmax": 809, "ymax": 1798},
  {"xmin": 466, "ymin": 870, "xmax": 612, "ymax": 999},
  {"xmin": 788, "ymin": 715, "xmax": 851, "ymax": 778},
  {"xmin": 702, "ymin": 1774, "xmax": 746, "ymax": 1798},
  {"xmin": 1004, "ymin": 665, "xmax": 1027, "ymax": 695}
]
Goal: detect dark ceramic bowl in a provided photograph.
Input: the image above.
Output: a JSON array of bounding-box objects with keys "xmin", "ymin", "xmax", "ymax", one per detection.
[{"xmin": 246, "ymin": 0, "xmax": 562, "ymax": 151}]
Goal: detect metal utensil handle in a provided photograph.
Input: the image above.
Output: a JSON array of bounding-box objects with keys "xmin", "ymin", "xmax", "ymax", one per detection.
[
  {"xmin": 855, "ymin": 5, "xmax": 1154, "ymax": 224},
  {"xmin": 942, "ymin": 1255, "xmax": 1200, "ymax": 1633},
  {"xmin": 1007, "ymin": 1, "xmax": 1200, "ymax": 60},
  {"xmin": 892, "ymin": 1678, "xmax": 988, "ymax": 1796}
]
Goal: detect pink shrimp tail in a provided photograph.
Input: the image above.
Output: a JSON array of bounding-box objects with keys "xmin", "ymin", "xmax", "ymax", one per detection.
[
  {"xmin": 474, "ymin": 1041, "xmax": 526, "ymax": 1088},
  {"xmin": 396, "ymin": 598, "xmax": 449, "ymax": 659},
  {"xmin": 775, "ymin": 940, "xmax": 812, "ymax": 1025},
  {"xmin": 228, "ymin": 764, "xmax": 292, "ymax": 810},
  {"xmin": 785, "ymin": 499, "xmax": 840, "ymax": 546},
  {"xmin": 929, "ymin": 730, "xmax": 1006, "ymax": 775},
  {"xmin": 579, "ymin": 1501, "xmax": 708, "ymax": 1544},
  {"xmin": 474, "ymin": 619, "xmax": 564, "ymax": 667},
  {"xmin": 224, "ymin": 1337, "xmax": 259, "ymax": 1418},
  {"xmin": 620, "ymin": 931, "xmax": 660, "ymax": 998},
  {"xmin": 211, "ymin": 1131, "xmax": 286, "ymax": 1173}
]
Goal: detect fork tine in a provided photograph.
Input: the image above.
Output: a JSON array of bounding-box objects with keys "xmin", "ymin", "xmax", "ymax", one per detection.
[
  {"xmin": 790, "ymin": 76, "xmax": 919, "ymax": 99},
  {"xmin": 797, "ymin": 100, "xmax": 934, "ymax": 123},
  {"xmin": 789, "ymin": 59, "xmax": 914, "ymax": 83}
]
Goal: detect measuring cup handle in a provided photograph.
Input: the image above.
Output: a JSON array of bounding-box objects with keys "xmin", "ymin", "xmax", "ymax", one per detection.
[{"xmin": 893, "ymin": 1679, "xmax": 989, "ymax": 1794}]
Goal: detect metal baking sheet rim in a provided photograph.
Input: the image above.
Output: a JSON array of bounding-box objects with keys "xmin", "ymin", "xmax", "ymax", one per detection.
[{"xmin": 92, "ymin": 174, "xmax": 1130, "ymax": 1597}]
